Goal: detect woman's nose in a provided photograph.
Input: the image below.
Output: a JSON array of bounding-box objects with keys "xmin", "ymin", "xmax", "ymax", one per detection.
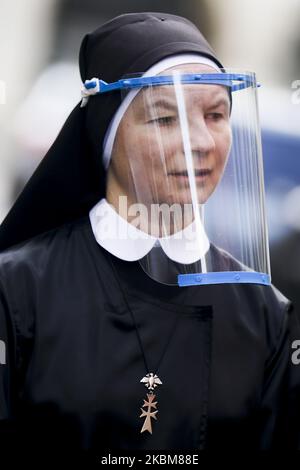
[{"xmin": 188, "ymin": 116, "xmax": 216, "ymax": 154}]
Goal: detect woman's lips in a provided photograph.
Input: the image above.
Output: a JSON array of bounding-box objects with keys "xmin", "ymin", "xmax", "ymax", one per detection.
[{"xmin": 168, "ymin": 169, "xmax": 212, "ymax": 180}]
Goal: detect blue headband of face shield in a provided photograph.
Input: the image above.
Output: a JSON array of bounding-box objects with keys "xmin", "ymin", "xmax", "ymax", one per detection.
[{"xmin": 80, "ymin": 73, "xmax": 259, "ymax": 107}]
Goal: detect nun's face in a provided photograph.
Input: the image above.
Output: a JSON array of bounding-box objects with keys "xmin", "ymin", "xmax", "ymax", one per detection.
[{"xmin": 107, "ymin": 64, "xmax": 232, "ymax": 210}]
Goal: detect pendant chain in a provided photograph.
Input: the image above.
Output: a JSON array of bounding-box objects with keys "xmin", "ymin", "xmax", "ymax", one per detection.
[{"xmin": 108, "ymin": 254, "xmax": 181, "ymax": 375}]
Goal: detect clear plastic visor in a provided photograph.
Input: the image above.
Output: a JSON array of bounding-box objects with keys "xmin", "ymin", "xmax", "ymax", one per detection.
[{"xmin": 105, "ymin": 68, "xmax": 270, "ymax": 286}]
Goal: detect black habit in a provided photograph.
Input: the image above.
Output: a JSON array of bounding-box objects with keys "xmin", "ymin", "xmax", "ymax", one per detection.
[{"xmin": 0, "ymin": 13, "xmax": 299, "ymax": 457}]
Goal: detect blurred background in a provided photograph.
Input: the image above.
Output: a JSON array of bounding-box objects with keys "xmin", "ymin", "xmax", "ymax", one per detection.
[{"xmin": 0, "ymin": 0, "xmax": 300, "ymax": 309}]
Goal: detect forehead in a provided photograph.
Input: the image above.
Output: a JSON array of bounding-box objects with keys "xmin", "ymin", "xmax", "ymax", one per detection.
[
  {"xmin": 127, "ymin": 62, "xmax": 229, "ymax": 112},
  {"xmin": 160, "ymin": 62, "xmax": 219, "ymax": 74}
]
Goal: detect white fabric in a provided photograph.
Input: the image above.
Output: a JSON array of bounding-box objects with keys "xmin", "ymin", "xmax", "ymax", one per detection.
[
  {"xmin": 80, "ymin": 77, "xmax": 101, "ymax": 107},
  {"xmin": 102, "ymin": 54, "xmax": 220, "ymax": 169},
  {"xmin": 89, "ymin": 198, "xmax": 210, "ymax": 264}
]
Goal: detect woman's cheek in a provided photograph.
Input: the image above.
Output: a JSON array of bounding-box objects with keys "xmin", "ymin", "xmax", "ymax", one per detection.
[
  {"xmin": 216, "ymin": 128, "xmax": 232, "ymax": 163},
  {"xmin": 224, "ymin": 125, "xmax": 232, "ymax": 153}
]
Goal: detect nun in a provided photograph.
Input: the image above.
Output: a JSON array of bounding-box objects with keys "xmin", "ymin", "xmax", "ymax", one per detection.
[{"xmin": 0, "ymin": 12, "xmax": 299, "ymax": 454}]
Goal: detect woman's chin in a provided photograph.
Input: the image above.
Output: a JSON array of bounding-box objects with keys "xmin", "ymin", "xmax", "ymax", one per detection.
[{"xmin": 162, "ymin": 190, "xmax": 212, "ymax": 206}]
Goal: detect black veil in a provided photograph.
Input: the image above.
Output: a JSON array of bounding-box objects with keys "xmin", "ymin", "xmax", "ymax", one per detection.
[{"xmin": 0, "ymin": 12, "xmax": 222, "ymax": 251}]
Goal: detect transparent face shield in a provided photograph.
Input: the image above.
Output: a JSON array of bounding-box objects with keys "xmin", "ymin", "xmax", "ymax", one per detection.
[{"xmin": 84, "ymin": 66, "xmax": 271, "ymax": 286}]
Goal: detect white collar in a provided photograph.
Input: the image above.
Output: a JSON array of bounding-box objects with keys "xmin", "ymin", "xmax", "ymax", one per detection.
[{"xmin": 89, "ymin": 198, "xmax": 210, "ymax": 263}]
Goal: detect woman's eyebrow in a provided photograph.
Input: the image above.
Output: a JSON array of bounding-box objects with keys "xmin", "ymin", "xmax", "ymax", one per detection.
[
  {"xmin": 207, "ymin": 97, "xmax": 230, "ymax": 110},
  {"xmin": 143, "ymin": 95, "xmax": 230, "ymax": 113},
  {"xmin": 147, "ymin": 99, "xmax": 177, "ymax": 111}
]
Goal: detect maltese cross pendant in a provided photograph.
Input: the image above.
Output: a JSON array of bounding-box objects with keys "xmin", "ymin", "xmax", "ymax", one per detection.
[
  {"xmin": 140, "ymin": 392, "xmax": 158, "ymax": 434},
  {"xmin": 139, "ymin": 373, "xmax": 162, "ymax": 434}
]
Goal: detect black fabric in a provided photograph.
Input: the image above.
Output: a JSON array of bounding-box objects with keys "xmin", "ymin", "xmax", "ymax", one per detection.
[
  {"xmin": 1, "ymin": 12, "xmax": 299, "ymax": 460},
  {"xmin": 0, "ymin": 217, "xmax": 299, "ymax": 457},
  {"xmin": 139, "ymin": 243, "xmax": 243, "ymax": 285},
  {"xmin": 0, "ymin": 12, "xmax": 222, "ymax": 252}
]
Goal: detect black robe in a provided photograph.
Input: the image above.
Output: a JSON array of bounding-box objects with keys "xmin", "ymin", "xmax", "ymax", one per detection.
[{"xmin": 0, "ymin": 215, "xmax": 299, "ymax": 457}]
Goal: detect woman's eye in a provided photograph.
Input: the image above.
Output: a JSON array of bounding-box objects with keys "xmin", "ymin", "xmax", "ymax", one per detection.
[
  {"xmin": 206, "ymin": 112, "xmax": 224, "ymax": 121},
  {"xmin": 149, "ymin": 116, "xmax": 176, "ymax": 125}
]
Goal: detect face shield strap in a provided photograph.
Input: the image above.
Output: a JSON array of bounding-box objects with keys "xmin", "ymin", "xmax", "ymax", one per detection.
[
  {"xmin": 178, "ymin": 271, "xmax": 271, "ymax": 287},
  {"xmin": 80, "ymin": 73, "xmax": 259, "ymax": 107}
]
